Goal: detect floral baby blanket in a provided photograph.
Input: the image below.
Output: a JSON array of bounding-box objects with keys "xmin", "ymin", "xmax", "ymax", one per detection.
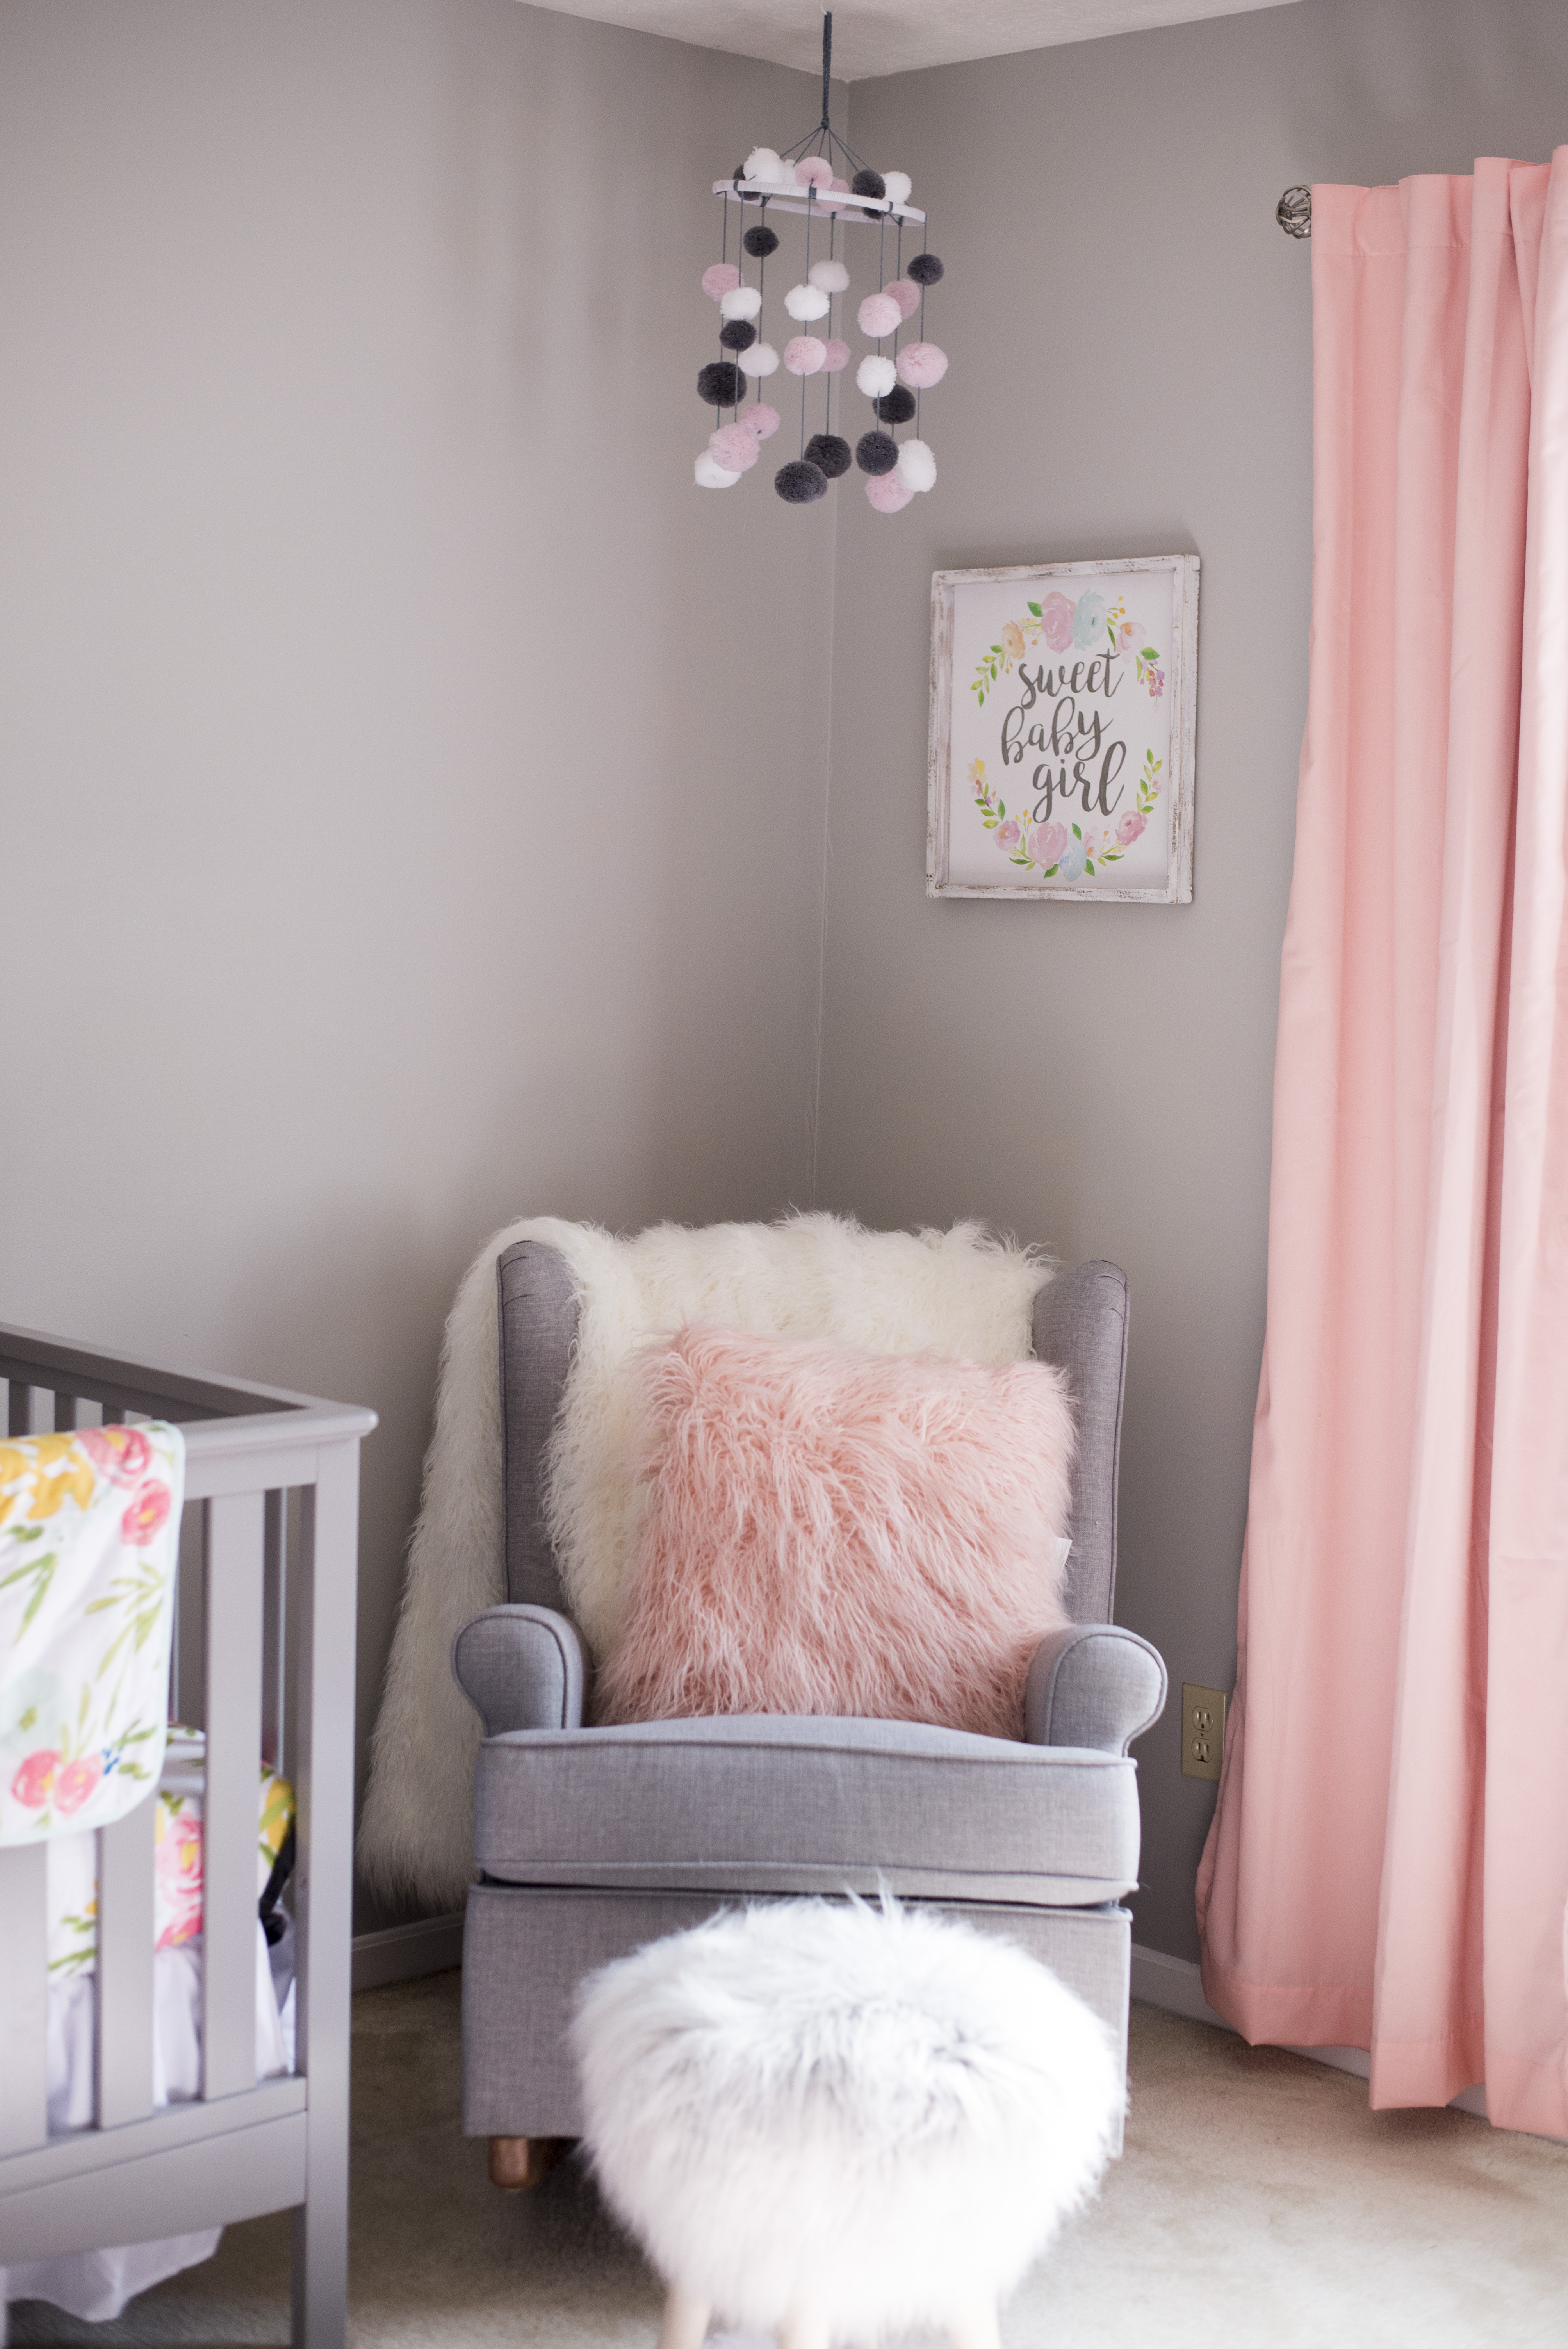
[
  {"xmin": 1, "ymin": 1421, "xmax": 184, "ymax": 1843},
  {"xmin": 46, "ymin": 1728, "xmax": 295, "ymax": 1978}
]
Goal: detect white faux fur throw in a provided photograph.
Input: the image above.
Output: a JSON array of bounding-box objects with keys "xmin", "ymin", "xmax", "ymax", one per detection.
[{"xmin": 358, "ymin": 1214, "xmax": 1051, "ymax": 1909}]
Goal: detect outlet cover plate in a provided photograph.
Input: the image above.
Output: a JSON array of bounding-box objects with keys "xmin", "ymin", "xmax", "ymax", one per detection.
[{"xmin": 1181, "ymin": 1683, "xmax": 1228, "ymax": 1782}]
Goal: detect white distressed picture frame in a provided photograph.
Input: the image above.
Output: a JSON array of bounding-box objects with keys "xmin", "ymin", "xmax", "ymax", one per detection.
[{"xmin": 927, "ymin": 555, "xmax": 1199, "ymax": 903}]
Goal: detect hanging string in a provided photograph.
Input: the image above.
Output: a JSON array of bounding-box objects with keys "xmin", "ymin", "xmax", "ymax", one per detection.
[
  {"xmin": 756, "ymin": 205, "xmax": 766, "ymax": 423},
  {"xmin": 718, "ymin": 192, "xmax": 732, "ymax": 422},
  {"xmin": 892, "ymin": 217, "xmax": 903, "ymax": 437},
  {"xmin": 916, "ymin": 210, "xmax": 928, "ymax": 441},
  {"xmin": 825, "ymin": 211, "xmax": 836, "ymax": 436},
  {"xmin": 801, "ymin": 191, "xmax": 813, "ymax": 458}
]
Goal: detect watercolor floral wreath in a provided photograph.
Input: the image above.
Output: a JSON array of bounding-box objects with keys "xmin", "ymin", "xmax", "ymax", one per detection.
[
  {"xmin": 968, "ymin": 588, "xmax": 1166, "ymax": 881},
  {"xmin": 971, "ymin": 588, "xmax": 1165, "ymax": 709}
]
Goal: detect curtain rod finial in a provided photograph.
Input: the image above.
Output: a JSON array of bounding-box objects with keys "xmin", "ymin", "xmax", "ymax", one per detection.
[{"xmin": 1278, "ymin": 185, "xmax": 1312, "ymax": 238}]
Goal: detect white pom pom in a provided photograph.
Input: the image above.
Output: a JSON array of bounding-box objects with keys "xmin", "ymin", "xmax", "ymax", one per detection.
[
  {"xmin": 744, "ymin": 146, "xmax": 784, "ymax": 185},
  {"xmin": 882, "ymin": 171, "xmax": 913, "ymax": 207},
  {"xmin": 784, "ymin": 282, "xmax": 831, "ymax": 321},
  {"xmin": 896, "ymin": 437, "xmax": 937, "ymax": 492},
  {"xmin": 719, "ymin": 284, "xmax": 763, "ymax": 322},
  {"xmin": 808, "ymin": 258, "xmax": 850, "ymax": 294},
  {"xmin": 857, "ymin": 354, "xmax": 896, "ymax": 397},
  {"xmin": 695, "ymin": 451, "xmax": 741, "ymax": 488},
  {"xmin": 740, "ymin": 341, "xmax": 780, "ymax": 378}
]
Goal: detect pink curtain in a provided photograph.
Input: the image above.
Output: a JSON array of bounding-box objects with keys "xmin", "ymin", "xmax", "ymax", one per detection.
[{"xmin": 1197, "ymin": 152, "xmax": 1568, "ymax": 2139}]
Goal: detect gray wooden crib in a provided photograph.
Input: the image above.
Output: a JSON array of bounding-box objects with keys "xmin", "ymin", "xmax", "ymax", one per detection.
[{"xmin": 0, "ymin": 1323, "xmax": 374, "ymax": 2349}]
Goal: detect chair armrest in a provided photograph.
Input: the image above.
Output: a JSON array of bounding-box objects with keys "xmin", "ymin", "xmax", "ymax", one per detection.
[
  {"xmin": 451, "ymin": 1605, "xmax": 588, "ymax": 1736},
  {"xmin": 1024, "ymin": 1624, "xmax": 1167, "ymax": 1754}
]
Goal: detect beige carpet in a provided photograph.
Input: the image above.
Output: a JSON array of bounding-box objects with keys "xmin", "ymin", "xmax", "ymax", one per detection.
[{"xmin": 11, "ymin": 1972, "xmax": 1566, "ymax": 2349}]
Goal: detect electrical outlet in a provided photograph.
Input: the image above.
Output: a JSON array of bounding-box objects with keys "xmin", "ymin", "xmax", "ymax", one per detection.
[{"xmin": 1181, "ymin": 1683, "xmax": 1228, "ymax": 1782}]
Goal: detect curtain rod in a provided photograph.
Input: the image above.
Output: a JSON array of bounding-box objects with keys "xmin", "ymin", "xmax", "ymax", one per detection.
[{"xmin": 1277, "ymin": 186, "xmax": 1311, "ymax": 237}]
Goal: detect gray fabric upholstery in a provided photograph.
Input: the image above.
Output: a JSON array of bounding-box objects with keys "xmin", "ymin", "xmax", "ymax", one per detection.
[
  {"xmin": 497, "ymin": 1239, "xmax": 579, "ymax": 1612},
  {"xmin": 462, "ymin": 1884, "xmax": 1131, "ymax": 2151},
  {"xmin": 1032, "ymin": 1260, "xmax": 1128, "ymax": 1625},
  {"xmin": 473, "ymin": 1713, "xmax": 1140, "ymax": 1907},
  {"xmin": 453, "ymin": 1606, "xmax": 588, "ymax": 1736},
  {"xmin": 1024, "ymin": 1624, "xmax": 1167, "ymax": 1755}
]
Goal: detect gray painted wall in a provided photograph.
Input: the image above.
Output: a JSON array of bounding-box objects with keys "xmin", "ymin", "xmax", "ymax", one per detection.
[
  {"xmin": 826, "ymin": 0, "xmax": 1568, "ymax": 1960},
  {"xmin": 0, "ymin": 0, "xmax": 836, "ymax": 1928}
]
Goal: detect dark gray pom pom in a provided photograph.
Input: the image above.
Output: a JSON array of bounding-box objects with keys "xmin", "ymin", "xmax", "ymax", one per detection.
[
  {"xmin": 804, "ymin": 433, "xmax": 852, "ymax": 479},
  {"xmin": 743, "ymin": 223, "xmax": 779, "ymax": 257},
  {"xmin": 775, "ymin": 459, "xmax": 828, "ymax": 504},
  {"xmin": 851, "ymin": 168, "xmax": 886, "ymax": 199},
  {"xmin": 697, "ymin": 360, "xmax": 743, "ymax": 406},
  {"xmin": 855, "ymin": 430, "xmax": 899, "ymax": 476},
  {"xmin": 909, "ymin": 251, "xmax": 944, "ymax": 285},
  {"xmin": 873, "ymin": 385, "xmax": 916, "ymax": 425},
  {"xmin": 718, "ymin": 319, "xmax": 757, "ymax": 352}
]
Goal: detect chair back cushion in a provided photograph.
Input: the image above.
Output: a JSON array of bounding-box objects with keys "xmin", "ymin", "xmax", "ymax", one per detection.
[{"xmin": 498, "ymin": 1234, "xmax": 1128, "ymax": 1632}]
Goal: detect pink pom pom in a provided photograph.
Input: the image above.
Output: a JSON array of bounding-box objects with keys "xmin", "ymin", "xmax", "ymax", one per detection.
[
  {"xmin": 830, "ymin": 176, "xmax": 850, "ymax": 193},
  {"xmin": 821, "ymin": 338, "xmax": 851, "ymax": 374},
  {"xmin": 866, "ymin": 472, "xmax": 914, "ymax": 513},
  {"xmin": 884, "ymin": 278, "xmax": 921, "ymax": 320},
  {"xmin": 783, "ymin": 335, "xmax": 827, "ymax": 376},
  {"xmin": 858, "ymin": 292, "xmax": 902, "ymax": 339},
  {"xmin": 710, "ymin": 423, "xmax": 760, "ymax": 472},
  {"xmin": 741, "ymin": 402, "xmax": 781, "ymax": 440},
  {"xmin": 896, "ymin": 340, "xmax": 949, "ymax": 388},
  {"xmin": 795, "ymin": 156, "xmax": 833, "ymax": 189},
  {"xmin": 702, "ymin": 262, "xmax": 741, "ymax": 300}
]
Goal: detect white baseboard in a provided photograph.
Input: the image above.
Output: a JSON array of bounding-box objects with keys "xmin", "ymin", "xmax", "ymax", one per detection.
[
  {"xmin": 351, "ymin": 1911, "xmax": 465, "ymax": 1993},
  {"xmin": 1131, "ymin": 1943, "xmax": 1488, "ymax": 2121}
]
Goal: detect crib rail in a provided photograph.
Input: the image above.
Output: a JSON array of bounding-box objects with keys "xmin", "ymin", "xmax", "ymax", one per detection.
[{"xmin": 0, "ymin": 1322, "xmax": 374, "ymax": 2349}]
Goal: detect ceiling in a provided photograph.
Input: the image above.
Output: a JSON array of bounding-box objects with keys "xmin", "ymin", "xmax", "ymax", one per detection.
[{"xmin": 520, "ymin": 0, "xmax": 1301, "ymax": 80}]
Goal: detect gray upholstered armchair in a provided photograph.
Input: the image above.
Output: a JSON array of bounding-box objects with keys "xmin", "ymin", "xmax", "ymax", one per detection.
[{"xmin": 454, "ymin": 1239, "xmax": 1166, "ymax": 2183}]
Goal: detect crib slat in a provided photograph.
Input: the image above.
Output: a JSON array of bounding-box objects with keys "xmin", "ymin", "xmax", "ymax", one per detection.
[
  {"xmin": 7, "ymin": 1380, "xmax": 35, "ymax": 1436},
  {"xmin": 0, "ymin": 1843, "xmax": 50, "ymax": 2153},
  {"xmin": 202, "ymin": 1491, "xmax": 265, "ymax": 2101},
  {"xmin": 54, "ymin": 1392, "xmax": 78, "ymax": 1431},
  {"xmin": 262, "ymin": 1488, "xmax": 286, "ymax": 1773},
  {"xmin": 96, "ymin": 1794, "xmax": 158, "ymax": 2128}
]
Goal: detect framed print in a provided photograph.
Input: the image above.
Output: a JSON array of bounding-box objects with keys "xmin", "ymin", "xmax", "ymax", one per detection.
[{"xmin": 927, "ymin": 555, "xmax": 1199, "ymax": 902}]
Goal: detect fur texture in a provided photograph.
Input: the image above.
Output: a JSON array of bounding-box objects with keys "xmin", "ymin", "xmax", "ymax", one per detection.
[
  {"xmin": 694, "ymin": 451, "xmax": 741, "ymax": 488},
  {"xmin": 784, "ymin": 282, "xmax": 831, "ymax": 322},
  {"xmin": 897, "ymin": 436, "xmax": 937, "ymax": 493},
  {"xmin": 866, "ymin": 471, "xmax": 914, "ymax": 513},
  {"xmin": 896, "ymin": 339, "xmax": 948, "ymax": 387},
  {"xmin": 358, "ymin": 1215, "xmax": 1050, "ymax": 1907},
  {"xmin": 597, "ymin": 1326, "xmax": 1074, "ymax": 1738},
  {"xmin": 574, "ymin": 1897, "xmax": 1123, "ymax": 2336}
]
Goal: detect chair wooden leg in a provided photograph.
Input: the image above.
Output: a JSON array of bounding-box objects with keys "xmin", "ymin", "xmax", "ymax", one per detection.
[
  {"xmin": 949, "ymin": 2302, "xmax": 1001, "ymax": 2349},
  {"xmin": 655, "ymin": 2281, "xmax": 711, "ymax": 2349},
  {"xmin": 488, "ymin": 2135, "xmax": 566, "ymax": 2190}
]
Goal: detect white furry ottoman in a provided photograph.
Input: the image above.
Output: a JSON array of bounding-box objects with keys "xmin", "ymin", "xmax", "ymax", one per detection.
[{"xmin": 572, "ymin": 1898, "xmax": 1123, "ymax": 2349}]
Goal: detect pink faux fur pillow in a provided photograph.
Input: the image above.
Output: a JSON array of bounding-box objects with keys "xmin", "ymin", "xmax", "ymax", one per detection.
[{"xmin": 595, "ymin": 1324, "xmax": 1076, "ymax": 1740}]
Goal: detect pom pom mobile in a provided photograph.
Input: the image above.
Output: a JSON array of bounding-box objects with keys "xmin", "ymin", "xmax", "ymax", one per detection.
[{"xmin": 695, "ymin": 12, "xmax": 946, "ymax": 513}]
